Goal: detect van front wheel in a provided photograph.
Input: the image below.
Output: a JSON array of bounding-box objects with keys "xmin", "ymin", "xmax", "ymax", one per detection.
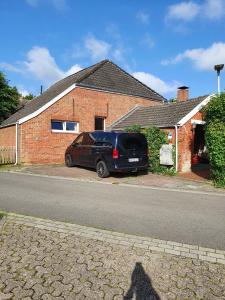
[
  {"xmin": 96, "ymin": 161, "xmax": 110, "ymax": 178},
  {"xmin": 65, "ymin": 154, "xmax": 75, "ymax": 167}
]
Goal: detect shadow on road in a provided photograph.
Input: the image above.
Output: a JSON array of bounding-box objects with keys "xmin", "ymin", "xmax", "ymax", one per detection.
[
  {"xmin": 74, "ymin": 165, "xmax": 149, "ymax": 179},
  {"xmin": 124, "ymin": 262, "xmax": 160, "ymax": 300}
]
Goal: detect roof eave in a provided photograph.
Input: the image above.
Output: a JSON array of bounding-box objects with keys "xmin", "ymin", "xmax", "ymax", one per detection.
[
  {"xmin": 0, "ymin": 122, "xmax": 17, "ymax": 129},
  {"xmin": 177, "ymin": 94, "xmax": 214, "ymax": 126},
  {"xmin": 18, "ymin": 84, "xmax": 77, "ymax": 125}
]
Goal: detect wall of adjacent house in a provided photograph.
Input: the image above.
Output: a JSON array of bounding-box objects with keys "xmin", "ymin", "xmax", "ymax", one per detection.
[
  {"xmin": 0, "ymin": 125, "xmax": 16, "ymax": 147},
  {"xmin": 0, "ymin": 125, "xmax": 16, "ymax": 164},
  {"xmin": 19, "ymin": 87, "xmax": 160, "ymax": 164}
]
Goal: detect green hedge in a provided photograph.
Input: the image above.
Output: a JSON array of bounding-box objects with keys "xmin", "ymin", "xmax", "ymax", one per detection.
[
  {"xmin": 125, "ymin": 125, "xmax": 176, "ymax": 175},
  {"xmin": 204, "ymin": 93, "xmax": 225, "ymax": 187}
]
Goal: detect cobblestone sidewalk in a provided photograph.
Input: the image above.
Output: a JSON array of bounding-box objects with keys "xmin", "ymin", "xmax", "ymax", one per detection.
[{"xmin": 0, "ymin": 214, "xmax": 225, "ymax": 299}]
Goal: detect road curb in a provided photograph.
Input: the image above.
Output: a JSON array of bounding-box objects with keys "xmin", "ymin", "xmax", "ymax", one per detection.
[{"xmin": 5, "ymin": 212, "xmax": 225, "ymax": 265}]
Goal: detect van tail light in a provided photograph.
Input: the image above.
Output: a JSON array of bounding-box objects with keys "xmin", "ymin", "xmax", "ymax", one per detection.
[{"xmin": 113, "ymin": 148, "xmax": 119, "ymax": 159}]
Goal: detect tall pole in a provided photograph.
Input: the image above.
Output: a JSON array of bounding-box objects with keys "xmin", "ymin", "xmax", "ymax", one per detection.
[
  {"xmin": 214, "ymin": 64, "xmax": 224, "ymax": 95},
  {"xmin": 217, "ymin": 70, "xmax": 221, "ymax": 95}
]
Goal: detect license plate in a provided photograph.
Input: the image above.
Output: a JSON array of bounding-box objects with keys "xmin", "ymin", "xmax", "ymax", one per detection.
[{"xmin": 128, "ymin": 158, "xmax": 139, "ymax": 162}]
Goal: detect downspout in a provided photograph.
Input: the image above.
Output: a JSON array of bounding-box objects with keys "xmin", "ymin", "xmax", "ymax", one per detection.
[
  {"xmin": 15, "ymin": 122, "xmax": 19, "ymax": 165},
  {"xmin": 175, "ymin": 125, "xmax": 178, "ymax": 172}
]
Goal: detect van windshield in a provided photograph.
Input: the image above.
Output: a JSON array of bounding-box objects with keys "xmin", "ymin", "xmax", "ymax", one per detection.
[{"xmin": 118, "ymin": 133, "xmax": 147, "ymax": 150}]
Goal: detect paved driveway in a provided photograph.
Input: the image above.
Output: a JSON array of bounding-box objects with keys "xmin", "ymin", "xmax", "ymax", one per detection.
[{"xmin": 0, "ymin": 172, "xmax": 225, "ymax": 250}]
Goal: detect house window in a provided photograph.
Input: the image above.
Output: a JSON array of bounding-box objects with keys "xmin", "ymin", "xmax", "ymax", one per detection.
[
  {"xmin": 95, "ymin": 117, "xmax": 105, "ymax": 131},
  {"xmin": 51, "ymin": 120, "xmax": 79, "ymax": 133},
  {"xmin": 51, "ymin": 121, "xmax": 63, "ymax": 131}
]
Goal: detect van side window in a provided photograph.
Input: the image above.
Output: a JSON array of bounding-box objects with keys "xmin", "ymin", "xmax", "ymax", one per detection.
[
  {"xmin": 82, "ymin": 134, "xmax": 94, "ymax": 146},
  {"xmin": 73, "ymin": 134, "xmax": 83, "ymax": 145}
]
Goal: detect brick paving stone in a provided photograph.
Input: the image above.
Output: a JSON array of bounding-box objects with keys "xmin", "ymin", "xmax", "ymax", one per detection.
[{"xmin": 0, "ymin": 216, "xmax": 225, "ymax": 299}]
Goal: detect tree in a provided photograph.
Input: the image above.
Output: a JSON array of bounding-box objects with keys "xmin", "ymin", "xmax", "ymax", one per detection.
[
  {"xmin": 0, "ymin": 72, "xmax": 20, "ymax": 123},
  {"xmin": 168, "ymin": 98, "xmax": 177, "ymax": 103},
  {"xmin": 204, "ymin": 93, "xmax": 225, "ymax": 187},
  {"xmin": 22, "ymin": 93, "xmax": 35, "ymax": 101}
]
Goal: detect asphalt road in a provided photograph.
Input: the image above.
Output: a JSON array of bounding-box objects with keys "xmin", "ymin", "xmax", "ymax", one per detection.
[{"xmin": 0, "ymin": 172, "xmax": 225, "ymax": 250}]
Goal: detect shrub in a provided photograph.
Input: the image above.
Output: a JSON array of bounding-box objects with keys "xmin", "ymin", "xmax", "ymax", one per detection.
[
  {"xmin": 125, "ymin": 125, "xmax": 176, "ymax": 174},
  {"xmin": 204, "ymin": 93, "xmax": 225, "ymax": 187},
  {"xmin": 143, "ymin": 127, "xmax": 167, "ymax": 172},
  {"xmin": 124, "ymin": 125, "xmax": 142, "ymax": 133},
  {"xmin": 205, "ymin": 120, "xmax": 225, "ymax": 187}
]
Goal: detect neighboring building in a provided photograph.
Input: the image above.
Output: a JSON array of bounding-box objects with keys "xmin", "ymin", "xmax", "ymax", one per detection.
[
  {"xmin": 110, "ymin": 87, "xmax": 213, "ymax": 172},
  {"xmin": 0, "ymin": 60, "xmax": 164, "ymax": 164}
]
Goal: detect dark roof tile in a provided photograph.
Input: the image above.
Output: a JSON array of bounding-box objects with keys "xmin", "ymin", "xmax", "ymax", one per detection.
[
  {"xmin": 1, "ymin": 60, "xmax": 165, "ymax": 127},
  {"xmin": 110, "ymin": 96, "xmax": 208, "ymax": 129}
]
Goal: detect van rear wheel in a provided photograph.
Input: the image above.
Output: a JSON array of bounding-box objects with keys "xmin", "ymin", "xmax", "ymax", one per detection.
[{"xmin": 96, "ymin": 161, "xmax": 110, "ymax": 178}]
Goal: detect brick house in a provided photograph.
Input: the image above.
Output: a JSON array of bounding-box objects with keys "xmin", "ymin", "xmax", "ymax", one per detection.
[
  {"xmin": 110, "ymin": 87, "xmax": 213, "ymax": 172},
  {"xmin": 0, "ymin": 60, "xmax": 164, "ymax": 164}
]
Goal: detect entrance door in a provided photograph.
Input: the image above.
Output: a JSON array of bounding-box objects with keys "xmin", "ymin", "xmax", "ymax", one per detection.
[
  {"xmin": 193, "ymin": 124, "xmax": 209, "ymax": 163},
  {"xmin": 193, "ymin": 125, "xmax": 205, "ymax": 155},
  {"xmin": 95, "ymin": 117, "xmax": 105, "ymax": 131}
]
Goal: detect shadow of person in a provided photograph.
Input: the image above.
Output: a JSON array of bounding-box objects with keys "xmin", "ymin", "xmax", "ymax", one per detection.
[{"xmin": 124, "ymin": 262, "xmax": 160, "ymax": 300}]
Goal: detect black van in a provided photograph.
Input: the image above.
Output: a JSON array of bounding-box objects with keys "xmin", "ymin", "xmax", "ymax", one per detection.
[{"xmin": 65, "ymin": 131, "xmax": 148, "ymax": 178}]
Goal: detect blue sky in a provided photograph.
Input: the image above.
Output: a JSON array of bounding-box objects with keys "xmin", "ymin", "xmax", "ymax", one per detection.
[{"xmin": 0, "ymin": 0, "xmax": 225, "ymax": 99}]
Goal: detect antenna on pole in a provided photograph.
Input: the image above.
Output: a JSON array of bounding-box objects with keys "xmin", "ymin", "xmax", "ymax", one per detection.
[
  {"xmin": 40, "ymin": 85, "xmax": 43, "ymax": 95},
  {"xmin": 214, "ymin": 64, "xmax": 224, "ymax": 95}
]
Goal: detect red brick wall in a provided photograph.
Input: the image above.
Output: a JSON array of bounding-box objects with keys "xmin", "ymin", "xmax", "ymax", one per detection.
[
  {"xmin": 0, "ymin": 125, "xmax": 16, "ymax": 147},
  {"xmin": 19, "ymin": 87, "xmax": 160, "ymax": 164},
  {"xmin": 161, "ymin": 111, "xmax": 203, "ymax": 172},
  {"xmin": 178, "ymin": 111, "xmax": 203, "ymax": 172},
  {"xmin": 177, "ymin": 88, "xmax": 189, "ymax": 102}
]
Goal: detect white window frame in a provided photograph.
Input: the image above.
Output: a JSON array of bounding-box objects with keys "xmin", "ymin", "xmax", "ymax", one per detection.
[
  {"xmin": 191, "ymin": 120, "xmax": 206, "ymax": 125},
  {"xmin": 51, "ymin": 120, "xmax": 79, "ymax": 133}
]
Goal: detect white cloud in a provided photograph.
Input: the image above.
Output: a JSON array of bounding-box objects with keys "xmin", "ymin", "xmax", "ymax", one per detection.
[
  {"xmin": 65, "ymin": 64, "xmax": 82, "ymax": 76},
  {"xmin": 0, "ymin": 46, "xmax": 82, "ymax": 85},
  {"xmin": 24, "ymin": 47, "xmax": 64, "ymax": 83},
  {"xmin": 136, "ymin": 12, "xmax": 150, "ymax": 24},
  {"xmin": 25, "ymin": 0, "xmax": 68, "ymax": 10},
  {"xmin": 162, "ymin": 42, "xmax": 225, "ymax": 71},
  {"xmin": 203, "ymin": 0, "xmax": 225, "ymax": 20},
  {"xmin": 0, "ymin": 62, "xmax": 24, "ymax": 74},
  {"xmin": 24, "ymin": 47, "xmax": 82, "ymax": 83},
  {"xmin": 166, "ymin": 0, "xmax": 225, "ymax": 23},
  {"xmin": 26, "ymin": 0, "xmax": 38, "ymax": 7},
  {"xmin": 166, "ymin": 1, "xmax": 200, "ymax": 22},
  {"xmin": 51, "ymin": 0, "xmax": 68, "ymax": 10},
  {"xmin": 69, "ymin": 31, "xmax": 129, "ymax": 67},
  {"xmin": 84, "ymin": 36, "xmax": 111, "ymax": 60},
  {"xmin": 140, "ymin": 33, "xmax": 155, "ymax": 49},
  {"xmin": 17, "ymin": 86, "xmax": 30, "ymax": 96},
  {"xmin": 132, "ymin": 72, "xmax": 179, "ymax": 95},
  {"xmin": 112, "ymin": 48, "xmax": 124, "ymax": 62}
]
